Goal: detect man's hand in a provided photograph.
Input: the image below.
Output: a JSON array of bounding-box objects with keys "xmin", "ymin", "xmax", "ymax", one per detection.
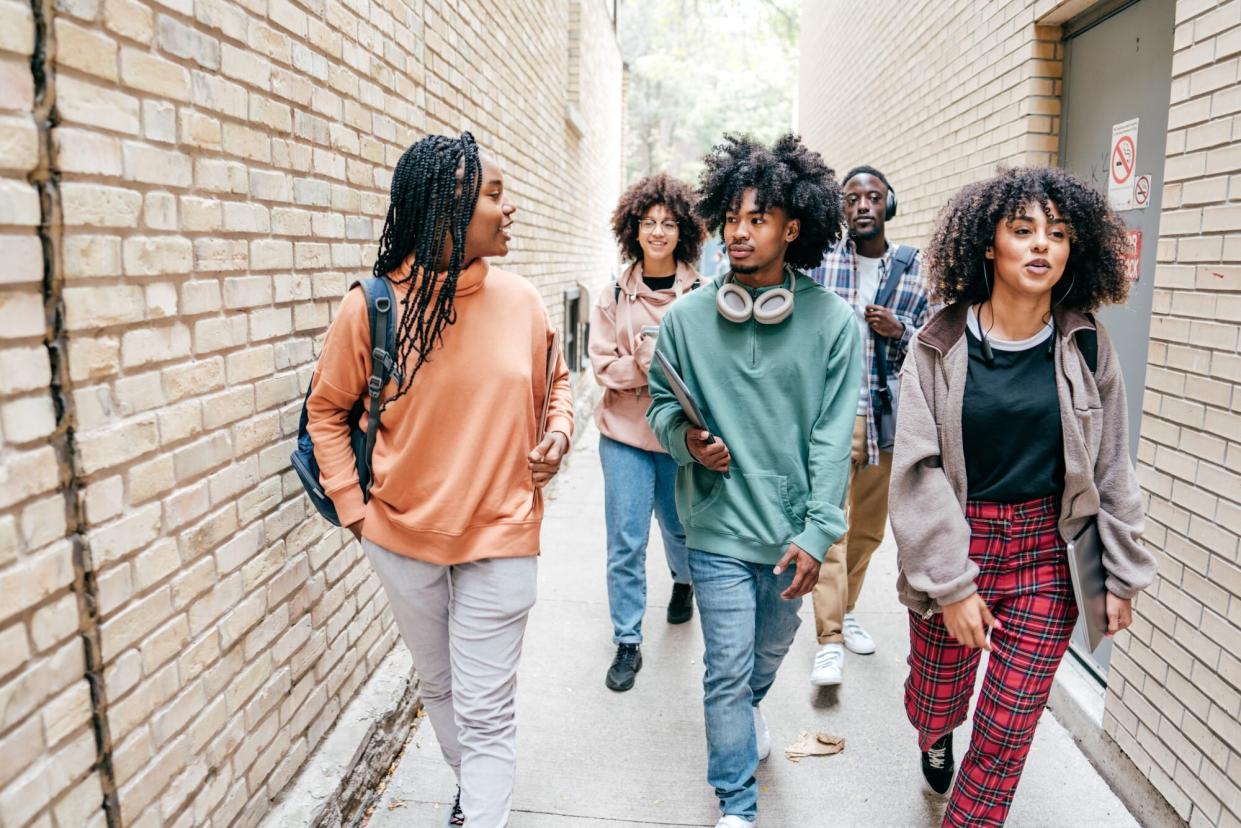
[
  {"xmin": 686, "ymin": 429, "xmax": 730, "ymax": 473},
  {"xmin": 529, "ymin": 431, "xmax": 570, "ymax": 488},
  {"xmin": 940, "ymin": 593, "xmax": 998, "ymax": 651},
  {"xmin": 774, "ymin": 543, "xmax": 820, "ymax": 600},
  {"xmin": 347, "ymin": 520, "xmax": 363, "ymax": 542},
  {"xmin": 1106, "ymin": 593, "xmax": 1133, "ymax": 636},
  {"xmin": 865, "ymin": 305, "xmax": 905, "ymax": 339}
]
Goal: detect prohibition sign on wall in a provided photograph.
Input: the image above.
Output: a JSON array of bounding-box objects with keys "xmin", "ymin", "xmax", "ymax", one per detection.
[
  {"xmin": 1112, "ymin": 135, "xmax": 1135, "ymax": 185},
  {"xmin": 1108, "ymin": 118, "xmax": 1139, "ymax": 210}
]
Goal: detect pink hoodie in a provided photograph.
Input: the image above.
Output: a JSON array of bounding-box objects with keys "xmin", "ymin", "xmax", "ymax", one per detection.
[{"xmin": 589, "ymin": 260, "xmax": 702, "ymax": 452}]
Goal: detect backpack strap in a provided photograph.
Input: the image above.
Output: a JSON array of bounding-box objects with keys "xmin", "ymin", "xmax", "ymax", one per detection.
[
  {"xmin": 1075, "ymin": 313, "xmax": 1098, "ymax": 374},
  {"xmin": 872, "ymin": 245, "xmax": 918, "ymax": 404},
  {"xmin": 352, "ymin": 276, "xmax": 398, "ymax": 496},
  {"xmin": 874, "ymin": 244, "xmax": 916, "ymax": 309}
]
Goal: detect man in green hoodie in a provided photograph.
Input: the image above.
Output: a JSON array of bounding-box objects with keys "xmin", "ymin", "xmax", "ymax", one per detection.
[{"xmin": 647, "ymin": 134, "xmax": 860, "ymax": 828}]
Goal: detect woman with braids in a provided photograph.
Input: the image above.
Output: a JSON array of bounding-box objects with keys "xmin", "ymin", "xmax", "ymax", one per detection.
[
  {"xmin": 890, "ymin": 166, "xmax": 1155, "ymax": 825},
  {"xmin": 646, "ymin": 134, "xmax": 858, "ymax": 828},
  {"xmin": 589, "ymin": 173, "xmax": 705, "ymax": 693},
  {"xmin": 306, "ymin": 132, "xmax": 572, "ymax": 827}
]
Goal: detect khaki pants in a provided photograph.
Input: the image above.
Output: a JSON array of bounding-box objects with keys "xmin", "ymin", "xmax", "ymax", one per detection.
[{"xmin": 812, "ymin": 414, "xmax": 893, "ymax": 644}]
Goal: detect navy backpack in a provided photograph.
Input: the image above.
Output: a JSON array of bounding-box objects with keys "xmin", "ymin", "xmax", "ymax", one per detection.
[{"xmin": 290, "ymin": 277, "xmax": 399, "ymax": 526}]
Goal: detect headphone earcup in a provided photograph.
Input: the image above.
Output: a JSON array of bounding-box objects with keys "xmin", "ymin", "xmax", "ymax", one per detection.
[
  {"xmin": 753, "ymin": 288, "xmax": 795, "ymax": 325},
  {"xmin": 716, "ymin": 283, "xmax": 753, "ymax": 323},
  {"xmin": 886, "ymin": 190, "xmax": 897, "ymax": 220}
]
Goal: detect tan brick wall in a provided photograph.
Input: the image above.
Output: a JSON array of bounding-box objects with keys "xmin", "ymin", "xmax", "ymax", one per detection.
[
  {"xmin": 800, "ymin": 1, "xmax": 1241, "ymax": 825},
  {"xmin": 1102, "ymin": 2, "xmax": 1241, "ymax": 825},
  {"xmin": 0, "ymin": 0, "xmax": 110, "ymax": 825},
  {"xmin": 798, "ymin": 0, "xmax": 1064, "ymax": 246},
  {"xmin": 0, "ymin": 0, "xmax": 622, "ymax": 824}
]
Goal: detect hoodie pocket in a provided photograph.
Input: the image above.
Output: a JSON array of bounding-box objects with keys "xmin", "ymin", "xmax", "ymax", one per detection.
[{"xmin": 695, "ymin": 471, "xmax": 795, "ymax": 547}]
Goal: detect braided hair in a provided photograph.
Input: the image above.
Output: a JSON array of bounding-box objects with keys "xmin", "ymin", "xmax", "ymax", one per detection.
[{"xmin": 374, "ymin": 132, "xmax": 482, "ymax": 408}]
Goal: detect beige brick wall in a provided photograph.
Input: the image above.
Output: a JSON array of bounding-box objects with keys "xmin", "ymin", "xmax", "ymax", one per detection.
[
  {"xmin": 800, "ymin": 1, "xmax": 1241, "ymax": 825},
  {"xmin": 0, "ymin": 0, "xmax": 111, "ymax": 825},
  {"xmin": 798, "ymin": 0, "xmax": 1064, "ymax": 246},
  {"xmin": 1103, "ymin": 2, "xmax": 1241, "ymax": 825},
  {"xmin": 0, "ymin": 0, "xmax": 622, "ymax": 825}
]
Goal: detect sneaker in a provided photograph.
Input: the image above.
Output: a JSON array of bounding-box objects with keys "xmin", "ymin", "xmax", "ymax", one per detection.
[
  {"xmin": 752, "ymin": 705, "xmax": 770, "ymax": 761},
  {"xmin": 842, "ymin": 613, "xmax": 876, "ymax": 655},
  {"xmin": 605, "ymin": 643, "xmax": 642, "ymax": 692},
  {"xmin": 921, "ymin": 732, "xmax": 955, "ymax": 796},
  {"xmin": 447, "ymin": 786, "xmax": 464, "ymax": 826},
  {"xmin": 810, "ymin": 642, "xmax": 844, "ymax": 686},
  {"xmin": 667, "ymin": 582, "xmax": 694, "ymax": 624},
  {"xmin": 715, "ymin": 817, "xmax": 756, "ymax": 828}
]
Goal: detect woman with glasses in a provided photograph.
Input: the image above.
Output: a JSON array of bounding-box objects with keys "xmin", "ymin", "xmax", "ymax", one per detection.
[{"xmin": 589, "ymin": 173, "xmax": 706, "ymax": 692}]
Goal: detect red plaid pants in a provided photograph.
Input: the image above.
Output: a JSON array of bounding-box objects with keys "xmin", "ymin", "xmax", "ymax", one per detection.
[{"xmin": 905, "ymin": 495, "xmax": 1078, "ymax": 828}]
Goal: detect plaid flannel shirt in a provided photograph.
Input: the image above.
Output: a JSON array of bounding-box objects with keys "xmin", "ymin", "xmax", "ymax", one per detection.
[{"xmin": 808, "ymin": 238, "xmax": 938, "ymax": 466}]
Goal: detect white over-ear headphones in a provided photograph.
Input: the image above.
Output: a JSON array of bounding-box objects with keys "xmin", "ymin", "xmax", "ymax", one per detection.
[{"xmin": 715, "ymin": 267, "xmax": 796, "ymax": 325}]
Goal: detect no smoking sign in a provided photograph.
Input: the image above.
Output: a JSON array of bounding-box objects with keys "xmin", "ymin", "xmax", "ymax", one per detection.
[
  {"xmin": 1108, "ymin": 118, "xmax": 1140, "ymax": 210},
  {"xmin": 1112, "ymin": 135, "xmax": 1135, "ymax": 185}
]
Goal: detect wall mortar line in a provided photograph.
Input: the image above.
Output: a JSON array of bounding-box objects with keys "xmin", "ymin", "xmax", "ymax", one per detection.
[{"xmin": 27, "ymin": 0, "xmax": 122, "ymax": 824}]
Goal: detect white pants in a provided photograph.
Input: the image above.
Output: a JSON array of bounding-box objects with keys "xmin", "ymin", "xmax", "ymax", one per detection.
[{"xmin": 364, "ymin": 540, "xmax": 538, "ymax": 828}]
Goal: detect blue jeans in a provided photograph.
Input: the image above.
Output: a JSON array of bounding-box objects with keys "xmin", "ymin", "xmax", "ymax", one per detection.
[
  {"xmin": 689, "ymin": 547, "xmax": 803, "ymax": 821},
  {"xmin": 600, "ymin": 434, "xmax": 691, "ymax": 644}
]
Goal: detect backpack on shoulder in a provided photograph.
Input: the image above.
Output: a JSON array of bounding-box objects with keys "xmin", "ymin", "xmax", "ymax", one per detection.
[{"xmin": 290, "ymin": 277, "xmax": 399, "ymax": 526}]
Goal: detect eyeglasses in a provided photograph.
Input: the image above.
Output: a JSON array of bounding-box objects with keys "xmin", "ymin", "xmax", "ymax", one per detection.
[{"xmin": 638, "ymin": 219, "xmax": 679, "ymax": 234}]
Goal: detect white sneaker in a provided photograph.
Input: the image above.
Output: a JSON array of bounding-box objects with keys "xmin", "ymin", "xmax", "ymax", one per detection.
[
  {"xmin": 715, "ymin": 816, "xmax": 756, "ymax": 828},
  {"xmin": 752, "ymin": 705, "xmax": 770, "ymax": 761},
  {"xmin": 811, "ymin": 642, "xmax": 844, "ymax": 686},
  {"xmin": 842, "ymin": 613, "xmax": 877, "ymax": 655}
]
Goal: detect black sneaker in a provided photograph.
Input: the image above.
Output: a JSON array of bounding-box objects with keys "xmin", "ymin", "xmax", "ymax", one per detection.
[
  {"xmin": 921, "ymin": 732, "xmax": 955, "ymax": 796},
  {"xmin": 605, "ymin": 643, "xmax": 642, "ymax": 692},
  {"xmin": 667, "ymin": 582, "xmax": 694, "ymax": 624},
  {"xmin": 447, "ymin": 785, "xmax": 464, "ymax": 825}
]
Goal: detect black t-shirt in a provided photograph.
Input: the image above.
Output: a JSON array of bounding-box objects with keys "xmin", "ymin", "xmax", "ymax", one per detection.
[
  {"xmin": 643, "ymin": 274, "xmax": 677, "ymax": 292},
  {"xmin": 962, "ymin": 311, "xmax": 1064, "ymax": 503}
]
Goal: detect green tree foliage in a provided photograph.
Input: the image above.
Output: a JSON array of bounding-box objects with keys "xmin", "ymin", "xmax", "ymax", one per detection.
[{"xmin": 619, "ymin": 0, "xmax": 800, "ymax": 186}]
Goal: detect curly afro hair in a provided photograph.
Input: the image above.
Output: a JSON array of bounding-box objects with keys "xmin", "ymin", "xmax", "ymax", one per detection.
[
  {"xmin": 610, "ymin": 173, "xmax": 706, "ymax": 265},
  {"xmin": 696, "ymin": 133, "xmax": 843, "ymax": 269},
  {"xmin": 926, "ymin": 167, "xmax": 1131, "ymax": 311}
]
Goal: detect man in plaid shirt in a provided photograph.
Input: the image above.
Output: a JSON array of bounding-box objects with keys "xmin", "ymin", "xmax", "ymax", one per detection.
[{"xmin": 805, "ymin": 166, "xmax": 938, "ymax": 687}]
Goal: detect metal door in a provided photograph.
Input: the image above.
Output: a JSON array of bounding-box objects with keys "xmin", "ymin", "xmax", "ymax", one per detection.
[{"xmin": 1059, "ymin": 0, "xmax": 1175, "ymax": 677}]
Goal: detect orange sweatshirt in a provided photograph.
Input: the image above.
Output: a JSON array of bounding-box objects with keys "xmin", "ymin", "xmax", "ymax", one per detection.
[{"xmin": 306, "ymin": 257, "xmax": 574, "ymax": 565}]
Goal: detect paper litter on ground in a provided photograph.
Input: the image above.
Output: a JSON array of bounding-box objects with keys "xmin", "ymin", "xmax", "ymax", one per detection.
[{"xmin": 784, "ymin": 731, "xmax": 846, "ymax": 762}]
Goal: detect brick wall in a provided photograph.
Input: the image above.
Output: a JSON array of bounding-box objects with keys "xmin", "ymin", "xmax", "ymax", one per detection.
[
  {"xmin": 799, "ymin": 1, "xmax": 1241, "ymax": 825},
  {"xmin": 0, "ymin": 0, "xmax": 622, "ymax": 825},
  {"xmin": 1104, "ymin": 2, "xmax": 1241, "ymax": 825},
  {"xmin": 798, "ymin": 0, "xmax": 1064, "ymax": 245},
  {"xmin": 0, "ymin": 0, "xmax": 111, "ymax": 825}
]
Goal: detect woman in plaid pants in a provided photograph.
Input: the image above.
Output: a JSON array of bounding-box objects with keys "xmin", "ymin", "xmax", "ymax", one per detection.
[{"xmin": 888, "ymin": 167, "xmax": 1157, "ymax": 827}]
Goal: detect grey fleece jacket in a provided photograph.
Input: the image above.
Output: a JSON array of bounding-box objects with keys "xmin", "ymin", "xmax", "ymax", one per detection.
[{"xmin": 890, "ymin": 302, "xmax": 1157, "ymax": 615}]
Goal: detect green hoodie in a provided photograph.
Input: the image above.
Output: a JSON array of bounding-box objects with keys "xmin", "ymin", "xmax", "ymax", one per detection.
[{"xmin": 647, "ymin": 270, "xmax": 861, "ymax": 565}]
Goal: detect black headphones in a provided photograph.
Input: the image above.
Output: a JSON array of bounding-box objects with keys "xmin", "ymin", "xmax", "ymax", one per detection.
[{"xmin": 843, "ymin": 166, "xmax": 897, "ymax": 220}]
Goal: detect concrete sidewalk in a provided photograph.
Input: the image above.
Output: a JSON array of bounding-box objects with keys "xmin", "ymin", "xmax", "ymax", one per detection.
[{"xmin": 368, "ymin": 427, "xmax": 1138, "ymax": 827}]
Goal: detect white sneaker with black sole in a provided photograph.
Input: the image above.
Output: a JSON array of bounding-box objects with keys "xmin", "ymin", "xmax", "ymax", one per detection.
[
  {"xmin": 842, "ymin": 612, "xmax": 876, "ymax": 655},
  {"xmin": 810, "ymin": 642, "xmax": 844, "ymax": 686}
]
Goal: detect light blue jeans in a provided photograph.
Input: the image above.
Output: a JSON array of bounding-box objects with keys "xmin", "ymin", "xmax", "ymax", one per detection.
[
  {"xmin": 689, "ymin": 547, "xmax": 803, "ymax": 821},
  {"xmin": 600, "ymin": 434, "xmax": 691, "ymax": 644}
]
